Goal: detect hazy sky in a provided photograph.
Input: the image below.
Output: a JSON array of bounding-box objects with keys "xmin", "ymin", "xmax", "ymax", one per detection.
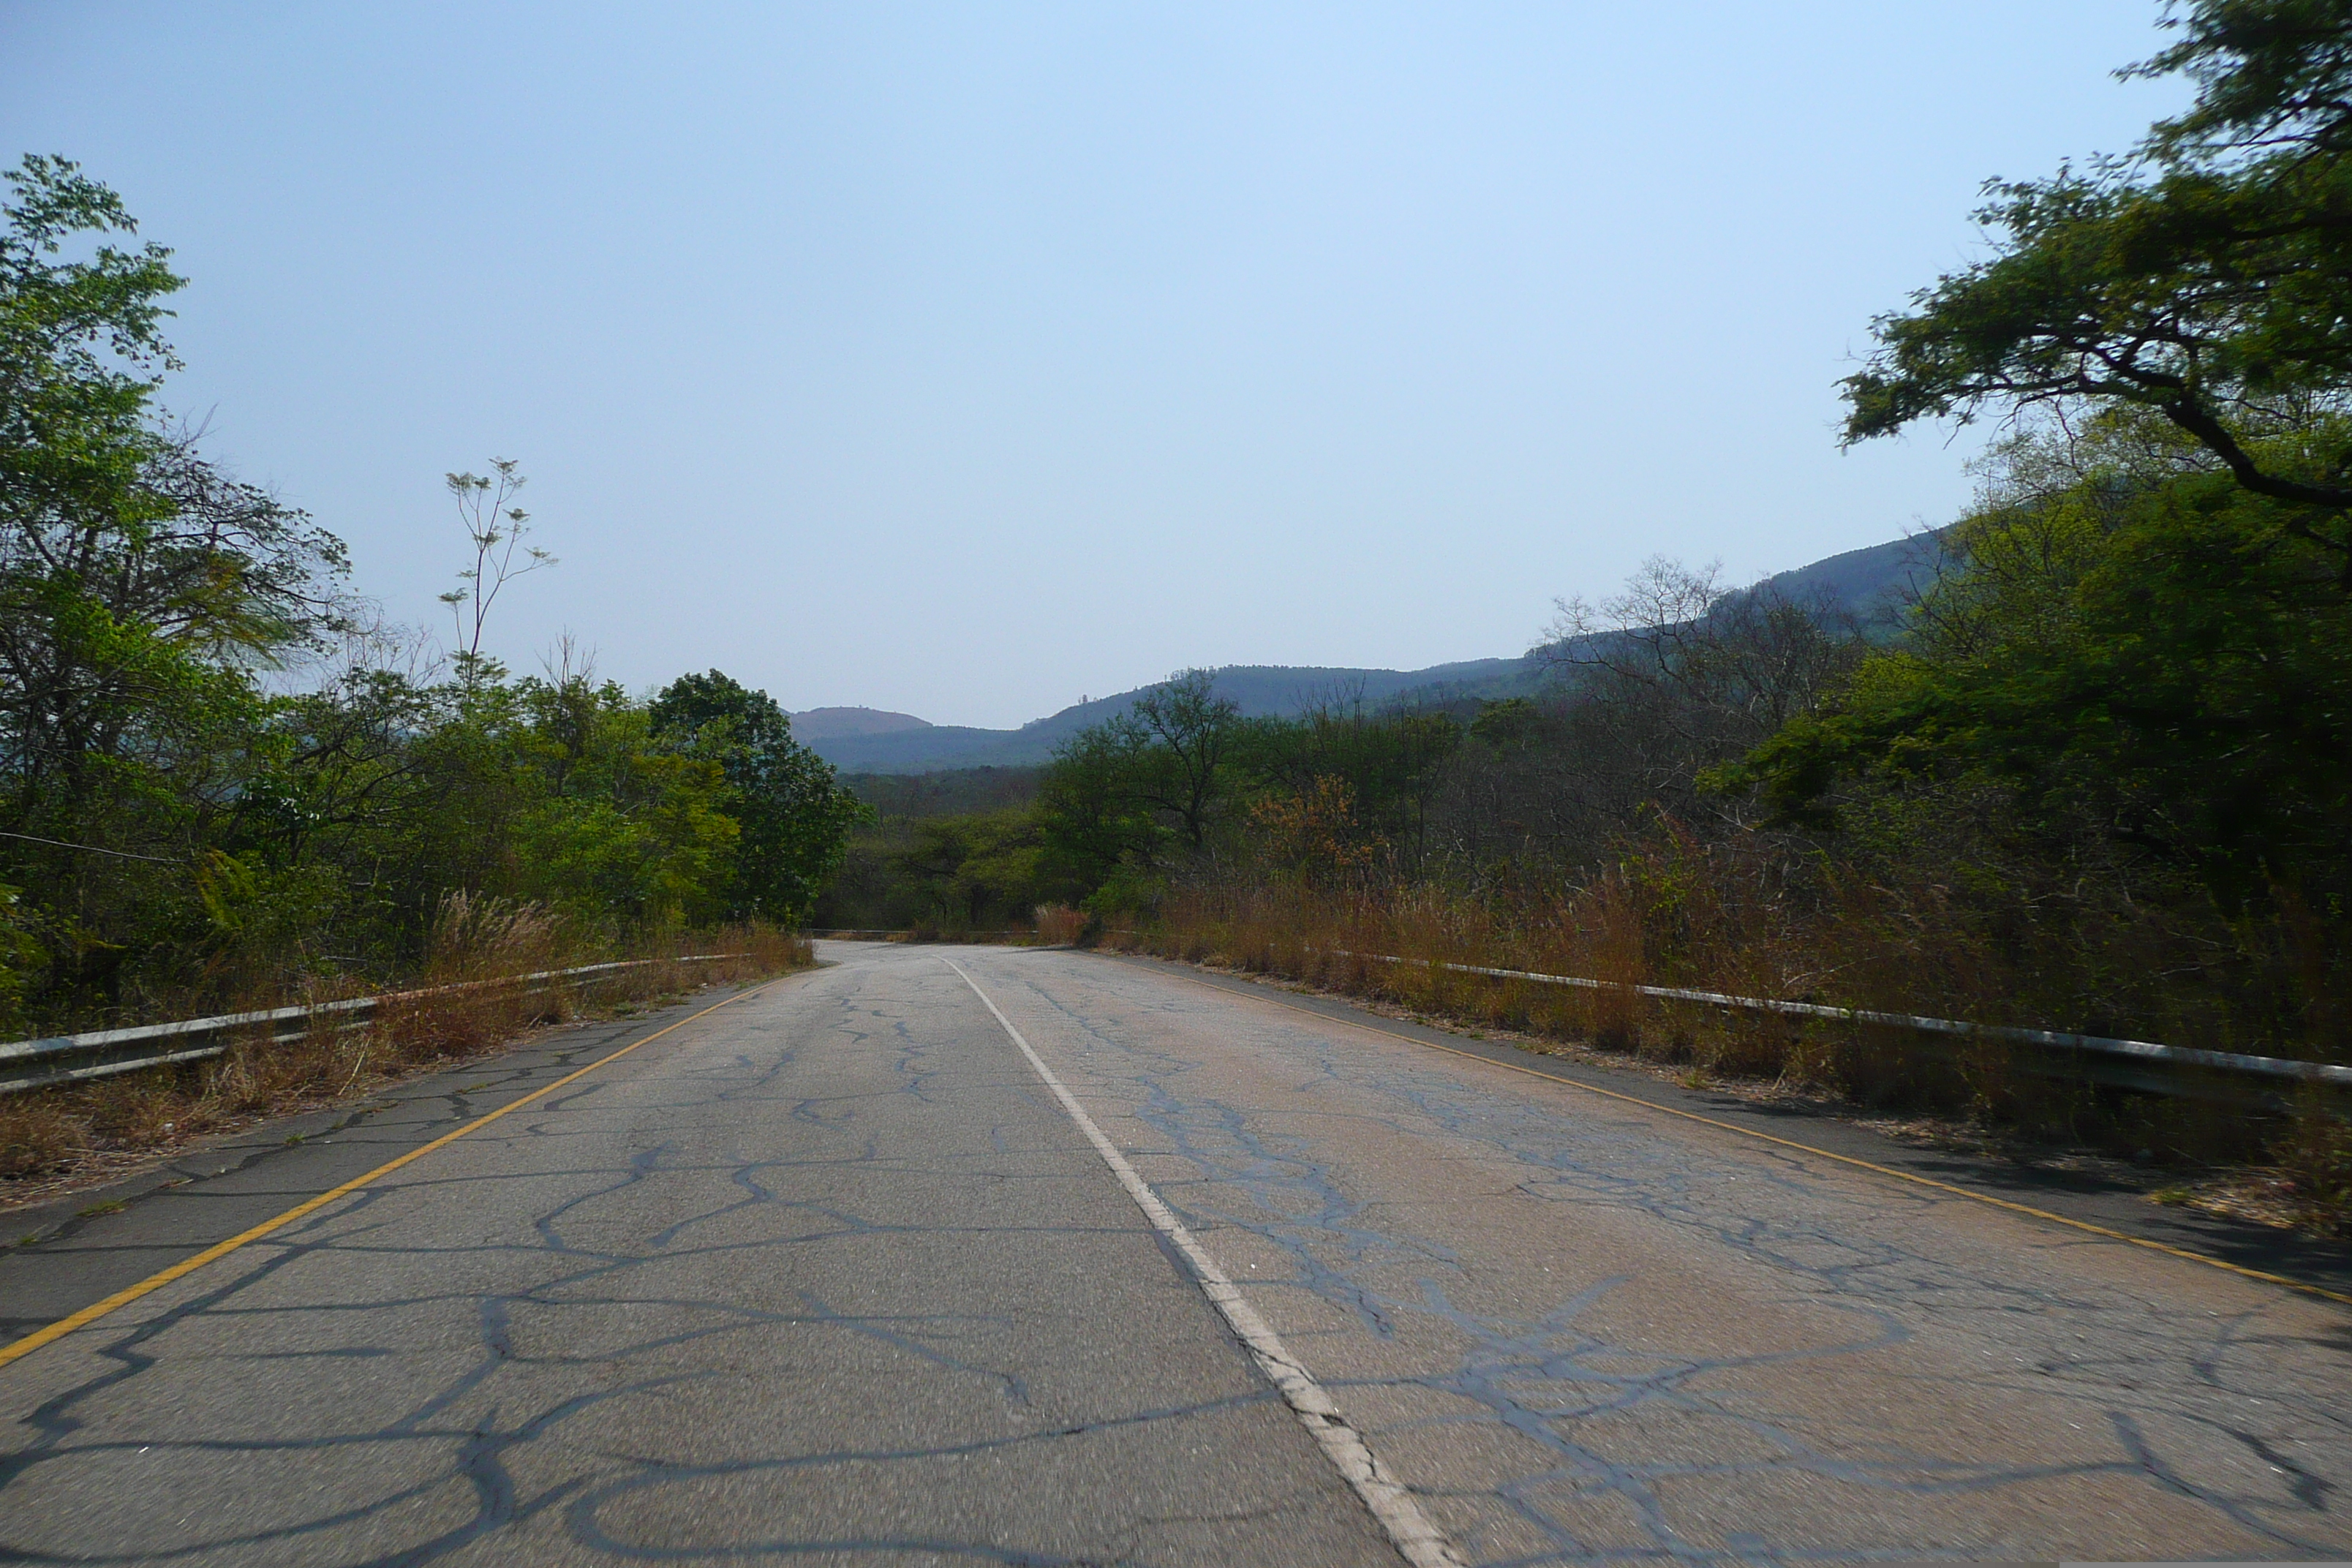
[{"xmin": 3, "ymin": 3, "xmax": 2184, "ymax": 727}]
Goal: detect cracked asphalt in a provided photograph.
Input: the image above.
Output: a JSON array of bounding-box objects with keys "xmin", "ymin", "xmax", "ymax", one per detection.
[{"xmin": 3, "ymin": 941, "xmax": 2350, "ymax": 1564}]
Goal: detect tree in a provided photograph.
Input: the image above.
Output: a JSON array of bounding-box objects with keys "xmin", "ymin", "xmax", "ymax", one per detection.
[
  {"xmin": 1109, "ymin": 669, "xmax": 1242, "ymax": 851},
  {"xmin": 0, "ymin": 157, "xmax": 180, "ymax": 500},
  {"xmin": 1029, "ymin": 671, "xmax": 1243, "ymax": 911},
  {"xmin": 886, "ymin": 810, "xmax": 1047, "ymax": 931},
  {"xmin": 0, "ymin": 157, "xmax": 347, "ymax": 815},
  {"xmin": 1234, "ymin": 704, "xmax": 1462, "ymax": 864},
  {"xmin": 439, "ymin": 459, "xmax": 552, "ymax": 685},
  {"xmin": 0, "ymin": 156, "xmax": 349, "ymax": 1002},
  {"xmin": 1842, "ymin": 0, "xmax": 2352, "ymax": 575},
  {"xmin": 1721, "ymin": 418, "xmax": 2352, "ymax": 912},
  {"xmin": 648, "ymin": 671, "xmax": 865, "ymax": 921},
  {"xmin": 513, "ymin": 677, "xmax": 740, "ymax": 930},
  {"xmin": 1034, "ymin": 723, "xmax": 1164, "ymax": 896}
]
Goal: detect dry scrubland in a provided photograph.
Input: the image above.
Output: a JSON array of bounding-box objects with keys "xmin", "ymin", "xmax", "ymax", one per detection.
[{"xmin": 1077, "ymin": 881, "xmax": 2352, "ymax": 1235}]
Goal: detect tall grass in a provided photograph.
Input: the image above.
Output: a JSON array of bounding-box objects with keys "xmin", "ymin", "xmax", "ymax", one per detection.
[
  {"xmin": 1031, "ymin": 905, "xmax": 1088, "ymax": 946},
  {"xmin": 1109, "ymin": 837, "xmax": 2323, "ymax": 1181}
]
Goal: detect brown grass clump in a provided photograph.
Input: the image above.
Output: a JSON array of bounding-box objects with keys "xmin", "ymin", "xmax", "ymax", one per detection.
[
  {"xmin": 1031, "ymin": 905, "xmax": 1088, "ymax": 946},
  {"xmin": 0, "ymin": 913, "xmax": 812, "ymax": 1206},
  {"xmin": 0, "ymin": 1098, "xmax": 88, "ymax": 1183}
]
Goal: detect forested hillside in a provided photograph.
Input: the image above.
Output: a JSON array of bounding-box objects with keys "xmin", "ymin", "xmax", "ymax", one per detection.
[
  {"xmin": 802, "ymin": 540, "xmax": 1933, "ymax": 774},
  {"xmin": 0, "ymin": 157, "xmax": 863, "ymax": 1035}
]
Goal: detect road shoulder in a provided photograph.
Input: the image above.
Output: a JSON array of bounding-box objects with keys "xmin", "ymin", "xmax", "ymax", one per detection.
[{"xmin": 1090, "ymin": 949, "xmax": 2352, "ymax": 1301}]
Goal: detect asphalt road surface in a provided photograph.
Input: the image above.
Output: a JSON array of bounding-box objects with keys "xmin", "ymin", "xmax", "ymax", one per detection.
[{"xmin": 3, "ymin": 941, "xmax": 2350, "ymax": 1564}]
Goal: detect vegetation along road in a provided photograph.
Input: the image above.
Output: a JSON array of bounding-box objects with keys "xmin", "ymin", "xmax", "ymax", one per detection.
[{"xmin": 0, "ymin": 940, "xmax": 2344, "ymax": 1564}]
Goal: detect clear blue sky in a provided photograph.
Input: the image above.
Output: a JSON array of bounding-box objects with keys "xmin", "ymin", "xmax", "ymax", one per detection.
[{"xmin": 2, "ymin": 2, "xmax": 2184, "ymax": 727}]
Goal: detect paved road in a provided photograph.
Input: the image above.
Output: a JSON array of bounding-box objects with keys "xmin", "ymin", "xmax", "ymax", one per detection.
[{"xmin": 3, "ymin": 942, "xmax": 2350, "ymax": 1564}]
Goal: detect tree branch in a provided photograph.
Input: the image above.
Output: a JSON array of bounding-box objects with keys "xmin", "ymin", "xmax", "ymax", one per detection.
[{"xmin": 2155, "ymin": 393, "xmax": 2352, "ymax": 516}]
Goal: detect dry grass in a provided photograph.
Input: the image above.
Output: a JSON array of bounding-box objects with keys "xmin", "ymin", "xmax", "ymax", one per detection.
[
  {"xmin": 2274, "ymin": 1092, "xmax": 2352, "ymax": 1235},
  {"xmin": 0, "ymin": 907, "xmax": 811, "ymax": 1204},
  {"xmin": 1109, "ymin": 866, "xmax": 2328, "ymax": 1215},
  {"xmin": 1031, "ymin": 905, "xmax": 1088, "ymax": 946}
]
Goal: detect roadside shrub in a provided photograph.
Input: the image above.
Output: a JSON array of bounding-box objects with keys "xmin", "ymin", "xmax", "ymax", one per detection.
[{"xmin": 1033, "ymin": 905, "xmax": 1088, "ymax": 946}]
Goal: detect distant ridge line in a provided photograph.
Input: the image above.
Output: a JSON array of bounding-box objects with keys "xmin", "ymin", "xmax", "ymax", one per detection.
[{"xmin": 802, "ymin": 529, "xmax": 1942, "ymax": 775}]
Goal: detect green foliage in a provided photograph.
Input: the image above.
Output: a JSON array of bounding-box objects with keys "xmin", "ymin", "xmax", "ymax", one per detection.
[
  {"xmin": 1028, "ymin": 676, "xmax": 1466, "ymax": 904},
  {"xmin": 1844, "ymin": 0, "xmax": 2352, "ymax": 554},
  {"xmin": 0, "ymin": 161, "xmax": 862, "ymax": 1028},
  {"xmin": 1467, "ymin": 698, "xmax": 1539, "ymax": 747},
  {"xmin": 508, "ymin": 678, "xmax": 739, "ymax": 930},
  {"xmin": 1027, "ymin": 671, "xmax": 1244, "ymax": 900},
  {"xmin": 1706, "ymin": 416, "xmax": 2352, "ymax": 1059},
  {"xmin": 1235, "ymin": 705, "xmax": 1460, "ymax": 859},
  {"xmin": 895, "ymin": 810, "xmax": 1048, "ymax": 928},
  {"xmin": 0, "ymin": 154, "xmax": 181, "ymax": 526},
  {"xmin": 1765, "ymin": 0, "xmax": 2352, "ymax": 1060},
  {"xmin": 1035, "ymin": 721, "xmax": 1172, "ymax": 892},
  {"xmin": 1730, "ymin": 418, "xmax": 2352, "ymax": 910},
  {"xmin": 0, "ymin": 883, "xmax": 39, "ymax": 1036},
  {"xmin": 815, "ymin": 807, "xmax": 1052, "ymax": 932},
  {"xmin": 1097, "ymin": 670, "xmax": 1244, "ymax": 851},
  {"xmin": 649, "ymin": 671, "xmax": 867, "ymax": 922}
]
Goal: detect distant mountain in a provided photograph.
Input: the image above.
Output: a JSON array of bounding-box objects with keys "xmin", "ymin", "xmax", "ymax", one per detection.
[
  {"xmin": 802, "ymin": 725, "xmax": 1052, "ymax": 774},
  {"xmin": 791, "ymin": 706, "xmax": 935, "ymax": 740},
  {"xmin": 1736, "ymin": 529, "xmax": 1948, "ymax": 625},
  {"xmin": 804, "ymin": 529, "xmax": 1936, "ymax": 775}
]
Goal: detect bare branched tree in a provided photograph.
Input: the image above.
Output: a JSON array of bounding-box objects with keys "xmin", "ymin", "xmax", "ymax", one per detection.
[{"xmin": 440, "ymin": 459, "xmax": 555, "ymax": 683}]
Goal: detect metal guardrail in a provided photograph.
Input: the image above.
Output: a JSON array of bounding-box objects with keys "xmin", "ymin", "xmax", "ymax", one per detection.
[
  {"xmin": 1106, "ymin": 936, "xmax": 2348, "ymax": 1102},
  {"xmin": 0, "ymin": 956, "xmax": 740, "ymax": 1097},
  {"xmin": 1346, "ymin": 953, "xmax": 2352, "ymax": 1089}
]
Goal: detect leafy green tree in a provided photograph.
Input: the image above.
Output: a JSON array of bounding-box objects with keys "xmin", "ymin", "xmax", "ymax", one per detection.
[
  {"xmin": 0, "ymin": 154, "xmax": 179, "ymax": 535},
  {"xmin": 1033, "ymin": 724, "xmax": 1164, "ymax": 899},
  {"xmin": 1, "ymin": 157, "xmax": 345, "ymax": 837},
  {"xmin": 0, "ymin": 156, "xmax": 349, "ymax": 1006},
  {"xmin": 886, "ymin": 810, "xmax": 1047, "ymax": 930},
  {"xmin": 1842, "ymin": 0, "xmax": 2352, "ymax": 574},
  {"xmin": 1033, "ymin": 670, "xmax": 1244, "ymax": 908},
  {"xmin": 1723, "ymin": 418, "xmax": 2352, "ymax": 916},
  {"xmin": 649, "ymin": 671, "xmax": 865, "ymax": 922},
  {"xmin": 500, "ymin": 674, "xmax": 732, "ymax": 929}
]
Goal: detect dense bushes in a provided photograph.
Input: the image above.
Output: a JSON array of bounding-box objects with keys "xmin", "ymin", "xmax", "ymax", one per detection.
[{"xmin": 815, "ymin": 771, "xmax": 1055, "ymax": 935}]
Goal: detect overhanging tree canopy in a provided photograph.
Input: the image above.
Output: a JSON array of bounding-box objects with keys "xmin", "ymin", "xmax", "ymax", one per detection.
[{"xmin": 1843, "ymin": 0, "xmax": 2352, "ymax": 567}]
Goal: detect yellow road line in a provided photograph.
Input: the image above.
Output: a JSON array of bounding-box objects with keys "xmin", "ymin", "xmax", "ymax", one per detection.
[
  {"xmin": 0, "ymin": 980, "xmax": 779, "ymax": 1373},
  {"xmin": 1128, "ymin": 957, "xmax": 2352, "ymax": 1310}
]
